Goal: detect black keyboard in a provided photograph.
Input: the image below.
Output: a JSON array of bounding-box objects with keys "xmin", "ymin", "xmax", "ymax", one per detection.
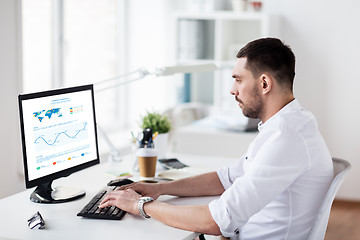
[{"xmin": 77, "ymin": 186, "xmax": 126, "ymax": 220}]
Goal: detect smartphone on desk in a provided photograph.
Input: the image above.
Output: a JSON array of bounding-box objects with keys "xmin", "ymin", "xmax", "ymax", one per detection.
[{"xmin": 158, "ymin": 158, "xmax": 188, "ymax": 170}]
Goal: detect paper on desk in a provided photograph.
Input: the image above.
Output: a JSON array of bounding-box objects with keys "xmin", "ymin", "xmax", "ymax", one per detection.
[
  {"xmin": 158, "ymin": 167, "xmax": 211, "ymax": 180},
  {"xmin": 105, "ymin": 170, "xmax": 132, "ymax": 178}
]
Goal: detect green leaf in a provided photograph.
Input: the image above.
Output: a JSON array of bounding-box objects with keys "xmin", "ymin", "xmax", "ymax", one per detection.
[{"xmin": 140, "ymin": 111, "xmax": 171, "ymax": 134}]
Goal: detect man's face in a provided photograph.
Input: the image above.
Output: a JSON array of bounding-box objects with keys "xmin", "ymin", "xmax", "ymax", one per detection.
[{"xmin": 230, "ymin": 58, "xmax": 263, "ymax": 119}]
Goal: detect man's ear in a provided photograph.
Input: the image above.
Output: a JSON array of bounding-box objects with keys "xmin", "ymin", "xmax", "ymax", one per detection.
[{"xmin": 260, "ymin": 74, "xmax": 272, "ymax": 95}]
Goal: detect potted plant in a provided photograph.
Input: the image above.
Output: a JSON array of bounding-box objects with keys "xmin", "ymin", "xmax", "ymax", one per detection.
[
  {"xmin": 140, "ymin": 111, "xmax": 171, "ymax": 159},
  {"xmin": 141, "ymin": 111, "xmax": 171, "ymax": 134}
]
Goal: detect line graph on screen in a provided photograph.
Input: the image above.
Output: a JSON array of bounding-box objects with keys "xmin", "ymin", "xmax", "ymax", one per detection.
[{"xmin": 34, "ymin": 122, "xmax": 88, "ymax": 151}]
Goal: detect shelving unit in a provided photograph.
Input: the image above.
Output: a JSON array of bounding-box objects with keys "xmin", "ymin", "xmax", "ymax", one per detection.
[{"xmin": 173, "ymin": 11, "xmax": 281, "ymax": 109}]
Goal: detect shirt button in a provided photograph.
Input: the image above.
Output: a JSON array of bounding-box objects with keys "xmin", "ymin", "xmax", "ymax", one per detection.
[
  {"xmin": 234, "ymin": 229, "xmax": 239, "ymax": 234},
  {"xmin": 245, "ymin": 156, "xmax": 248, "ymax": 160}
]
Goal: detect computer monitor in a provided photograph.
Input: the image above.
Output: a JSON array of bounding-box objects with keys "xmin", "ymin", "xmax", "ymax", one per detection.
[{"xmin": 18, "ymin": 84, "xmax": 100, "ymax": 203}]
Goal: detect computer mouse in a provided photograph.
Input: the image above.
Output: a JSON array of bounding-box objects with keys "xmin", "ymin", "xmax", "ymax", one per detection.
[{"xmin": 107, "ymin": 178, "xmax": 134, "ymax": 187}]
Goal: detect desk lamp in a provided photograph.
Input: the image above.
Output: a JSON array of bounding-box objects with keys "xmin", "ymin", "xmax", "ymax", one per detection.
[{"xmin": 94, "ymin": 63, "xmax": 217, "ymax": 162}]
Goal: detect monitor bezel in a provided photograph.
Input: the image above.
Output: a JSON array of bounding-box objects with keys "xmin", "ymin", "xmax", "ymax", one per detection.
[{"xmin": 18, "ymin": 84, "xmax": 100, "ymax": 189}]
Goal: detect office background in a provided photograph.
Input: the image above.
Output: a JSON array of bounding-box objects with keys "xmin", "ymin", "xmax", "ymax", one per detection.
[{"xmin": 1, "ymin": 0, "xmax": 359, "ymax": 203}]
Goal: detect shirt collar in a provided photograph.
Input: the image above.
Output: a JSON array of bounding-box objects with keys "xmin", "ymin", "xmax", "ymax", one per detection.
[{"xmin": 258, "ymin": 99, "xmax": 302, "ymax": 131}]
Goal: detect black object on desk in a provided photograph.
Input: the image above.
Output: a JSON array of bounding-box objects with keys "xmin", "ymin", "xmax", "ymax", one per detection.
[
  {"xmin": 27, "ymin": 211, "xmax": 45, "ymax": 229},
  {"xmin": 107, "ymin": 178, "xmax": 134, "ymax": 187},
  {"xmin": 158, "ymin": 158, "xmax": 188, "ymax": 169},
  {"xmin": 78, "ymin": 179, "xmax": 134, "ymax": 220},
  {"xmin": 77, "ymin": 186, "xmax": 126, "ymax": 220}
]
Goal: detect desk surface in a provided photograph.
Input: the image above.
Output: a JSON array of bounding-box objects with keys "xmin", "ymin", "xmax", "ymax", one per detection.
[{"xmin": 0, "ymin": 153, "xmax": 237, "ymax": 240}]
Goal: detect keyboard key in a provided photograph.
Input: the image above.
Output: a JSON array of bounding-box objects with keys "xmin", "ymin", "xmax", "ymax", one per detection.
[{"xmin": 77, "ymin": 186, "xmax": 126, "ymax": 220}]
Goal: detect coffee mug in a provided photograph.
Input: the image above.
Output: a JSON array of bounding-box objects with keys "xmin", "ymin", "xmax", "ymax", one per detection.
[{"xmin": 137, "ymin": 148, "xmax": 157, "ymax": 178}]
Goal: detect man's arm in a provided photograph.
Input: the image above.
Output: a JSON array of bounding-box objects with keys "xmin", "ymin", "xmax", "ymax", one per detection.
[
  {"xmin": 119, "ymin": 171, "xmax": 225, "ymax": 199},
  {"xmin": 144, "ymin": 201, "xmax": 221, "ymax": 235},
  {"xmin": 100, "ymin": 172, "xmax": 225, "ymax": 234},
  {"xmin": 99, "ymin": 188, "xmax": 222, "ymax": 235},
  {"xmin": 161, "ymin": 171, "xmax": 225, "ymax": 196}
]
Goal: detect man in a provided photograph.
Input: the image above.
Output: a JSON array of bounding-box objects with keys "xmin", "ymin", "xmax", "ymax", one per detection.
[{"xmin": 100, "ymin": 38, "xmax": 334, "ymax": 239}]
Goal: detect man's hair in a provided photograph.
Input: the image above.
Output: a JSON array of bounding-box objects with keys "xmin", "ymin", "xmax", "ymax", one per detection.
[{"xmin": 236, "ymin": 37, "xmax": 296, "ymax": 91}]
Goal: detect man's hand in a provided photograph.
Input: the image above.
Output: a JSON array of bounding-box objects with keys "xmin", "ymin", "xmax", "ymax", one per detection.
[
  {"xmin": 99, "ymin": 181, "xmax": 163, "ymax": 214},
  {"xmin": 117, "ymin": 181, "xmax": 163, "ymax": 200},
  {"xmin": 99, "ymin": 188, "xmax": 141, "ymax": 215},
  {"xmin": 98, "ymin": 175, "xmax": 222, "ymax": 235}
]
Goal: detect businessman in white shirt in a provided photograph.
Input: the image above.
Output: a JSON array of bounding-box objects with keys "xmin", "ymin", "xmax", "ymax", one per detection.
[{"xmin": 100, "ymin": 37, "xmax": 334, "ymax": 240}]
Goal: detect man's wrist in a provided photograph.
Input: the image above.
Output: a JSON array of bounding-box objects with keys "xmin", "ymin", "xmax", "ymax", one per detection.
[
  {"xmin": 158, "ymin": 182, "xmax": 168, "ymax": 195},
  {"xmin": 138, "ymin": 197, "xmax": 154, "ymax": 218}
]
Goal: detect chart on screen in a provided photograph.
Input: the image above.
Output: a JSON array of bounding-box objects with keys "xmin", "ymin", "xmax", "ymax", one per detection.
[{"xmin": 20, "ymin": 90, "xmax": 98, "ymax": 181}]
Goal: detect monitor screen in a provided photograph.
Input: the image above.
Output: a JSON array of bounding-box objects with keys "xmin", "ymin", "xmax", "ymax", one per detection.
[{"xmin": 18, "ymin": 84, "xmax": 100, "ymax": 203}]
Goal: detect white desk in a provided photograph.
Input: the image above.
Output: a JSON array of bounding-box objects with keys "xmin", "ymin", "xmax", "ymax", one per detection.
[{"xmin": 0, "ymin": 153, "xmax": 237, "ymax": 240}]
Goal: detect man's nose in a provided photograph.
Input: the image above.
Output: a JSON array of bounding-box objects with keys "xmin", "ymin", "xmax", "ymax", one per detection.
[{"xmin": 230, "ymin": 83, "xmax": 237, "ymax": 95}]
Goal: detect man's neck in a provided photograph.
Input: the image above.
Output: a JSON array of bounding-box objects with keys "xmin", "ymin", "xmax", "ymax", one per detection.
[{"xmin": 260, "ymin": 95, "xmax": 295, "ymax": 123}]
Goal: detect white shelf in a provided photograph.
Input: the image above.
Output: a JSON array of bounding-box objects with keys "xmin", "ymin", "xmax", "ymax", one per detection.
[{"xmin": 173, "ymin": 11, "xmax": 281, "ymax": 107}]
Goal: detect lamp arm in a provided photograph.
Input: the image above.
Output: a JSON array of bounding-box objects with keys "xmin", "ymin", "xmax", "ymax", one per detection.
[
  {"xmin": 95, "ymin": 67, "xmax": 150, "ymax": 93},
  {"xmin": 95, "ymin": 63, "xmax": 217, "ymax": 92},
  {"xmin": 95, "ymin": 75, "xmax": 149, "ymax": 93}
]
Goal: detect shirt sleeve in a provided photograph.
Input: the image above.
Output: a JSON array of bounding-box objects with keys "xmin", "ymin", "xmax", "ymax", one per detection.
[
  {"xmin": 209, "ymin": 129, "xmax": 310, "ymax": 237},
  {"xmin": 216, "ymin": 155, "xmax": 246, "ymax": 190}
]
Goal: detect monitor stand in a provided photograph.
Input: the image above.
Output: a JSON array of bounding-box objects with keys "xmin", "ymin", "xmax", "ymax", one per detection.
[{"xmin": 30, "ymin": 181, "xmax": 85, "ymax": 204}]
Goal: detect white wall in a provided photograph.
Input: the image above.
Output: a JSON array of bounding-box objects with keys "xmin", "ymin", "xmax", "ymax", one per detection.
[
  {"xmin": 0, "ymin": 0, "xmax": 25, "ymax": 198},
  {"xmin": 263, "ymin": 0, "xmax": 360, "ymax": 200},
  {"xmin": 125, "ymin": 0, "xmax": 178, "ymax": 129}
]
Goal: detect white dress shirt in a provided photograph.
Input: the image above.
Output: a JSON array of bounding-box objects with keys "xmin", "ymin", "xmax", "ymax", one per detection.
[{"xmin": 209, "ymin": 99, "xmax": 334, "ymax": 239}]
